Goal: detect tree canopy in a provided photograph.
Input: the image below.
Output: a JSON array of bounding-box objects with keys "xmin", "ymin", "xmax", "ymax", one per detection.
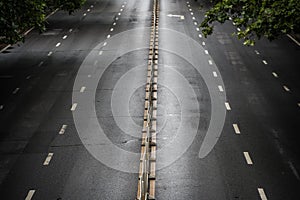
[
  {"xmin": 200, "ymin": 0, "xmax": 300, "ymax": 45},
  {"xmin": 0, "ymin": 0, "xmax": 85, "ymax": 44}
]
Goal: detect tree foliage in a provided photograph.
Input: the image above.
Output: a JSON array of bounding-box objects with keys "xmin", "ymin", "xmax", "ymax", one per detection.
[
  {"xmin": 200, "ymin": 0, "xmax": 300, "ymax": 45},
  {"xmin": 0, "ymin": 0, "xmax": 85, "ymax": 44}
]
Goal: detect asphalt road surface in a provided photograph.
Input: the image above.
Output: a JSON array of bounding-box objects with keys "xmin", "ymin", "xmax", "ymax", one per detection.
[{"xmin": 0, "ymin": 0, "xmax": 299, "ymax": 199}]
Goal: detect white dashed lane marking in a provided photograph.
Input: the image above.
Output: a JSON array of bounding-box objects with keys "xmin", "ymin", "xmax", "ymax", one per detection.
[
  {"xmin": 272, "ymin": 72, "xmax": 278, "ymax": 78},
  {"xmin": 71, "ymin": 103, "xmax": 78, "ymax": 111},
  {"xmin": 283, "ymin": 85, "xmax": 290, "ymax": 92},
  {"xmin": 12, "ymin": 88, "xmax": 20, "ymax": 94},
  {"xmin": 103, "ymin": 42, "xmax": 107, "ymax": 46},
  {"xmin": 62, "ymin": 35, "xmax": 67, "ymax": 39},
  {"xmin": 99, "ymin": 50, "xmax": 103, "ymax": 55},
  {"xmin": 55, "ymin": 42, "xmax": 61, "ymax": 47},
  {"xmin": 110, "ymin": 28, "xmax": 114, "ymax": 32},
  {"xmin": 213, "ymin": 71, "xmax": 217, "ymax": 77},
  {"xmin": 202, "ymin": 41, "xmax": 206, "ymax": 46},
  {"xmin": 107, "ymin": 35, "xmax": 111, "ymax": 39},
  {"xmin": 196, "ymin": 27, "xmax": 200, "ymax": 31},
  {"xmin": 116, "ymin": 17, "xmax": 119, "ymax": 20},
  {"xmin": 198, "ymin": 34, "xmax": 202, "ymax": 38},
  {"xmin": 59, "ymin": 125, "xmax": 68, "ymax": 135},
  {"xmin": 208, "ymin": 60, "xmax": 213, "ymax": 65},
  {"xmin": 26, "ymin": 75, "xmax": 32, "ymax": 79},
  {"xmin": 204, "ymin": 50, "xmax": 209, "ymax": 55},
  {"xmin": 80, "ymin": 86, "xmax": 86, "ymax": 93},
  {"xmin": 25, "ymin": 190, "xmax": 35, "ymax": 200},
  {"xmin": 262, "ymin": 60, "xmax": 268, "ymax": 65},
  {"xmin": 233, "ymin": 124, "xmax": 241, "ymax": 134},
  {"xmin": 38, "ymin": 61, "xmax": 44, "ymax": 67},
  {"xmin": 225, "ymin": 102, "xmax": 231, "ymax": 110},
  {"xmin": 218, "ymin": 85, "xmax": 224, "ymax": 92},
  {"xmin": 243, "ymin": 152, "xmax": 253, "ymax": 165},
  {"xmin": 47, "ymin": 51, "xmax": 53, "ymax": 56},
  {"xmin": 120, "ymin": 8, "xmax": 123, "ymax": 12},
  {"xmin": 254, "ymin": 50, "xmax": 260, "ymax": 55},
  {"xmin": 0, "ymin": 105, "xmax": 3, "ymax": 110},
  {"xmin": 258, "ymin": 188, "xmax": 268, "ymax": 200},
  {"xmin": 43, "ymin": 153, "xmax": 54, "ymax": 165},
  {"xmin": 88, "ymin": 74, "xmax": 92, "ymax": 78}
]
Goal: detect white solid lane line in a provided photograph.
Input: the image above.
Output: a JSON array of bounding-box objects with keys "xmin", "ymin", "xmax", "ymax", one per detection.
[
  {"xmin": 192, "ymin": 16, "xmax": 195, "ymax": 20},
  {"xmin": 43, "ymin": 153, "xmax": 54, "ymax": 165},
  {"xmin": 118, "ymin": 12, "xmax": 121, "ymax": 16},
  {"xmin": 80, "ymin": 86, "xmax": 86, "ymax": 93},
  {"xmin": 298, "ymin": 103, "xmax": 300, "ymax": 107},
  {"xmin": 189, "ymin": 8, "xmax": 192, "ymax": 11},
  {"xmin": 254, "ymin": 50, "xmax": 260, "ymax": 55},
  {"xmin": 47, "ymin": 51, "xmax": 53, "ymax": 56},
  {"xmin": 120, "ymin": 8, "xmax": 123, "ymax": 12},
  {"xmin": 204, "ymin": 50, "xmax": 209, "ymax": 54},
  {"xmin": 262, "ymin": 60, "xmax": 268, "ymax": 65},
  {"xmin": 191, "ymin": 12, "xmax": 193, "ymax": 15},
  {"xmin": 213, "ymin": 71, "xmax": 218, "ymax": 77},
  {"xmin": 218, "ymin": 85, "xmax": 224, "ymax": 92},
  {"xmin": 116, "ymin": 17, "xmax": 119, "ymax": 20},
  {"xmin": 225, "ymin": 102, "xmax": 231, "ymax": 110},
  {"xmin": 258, "ymin": 188, "xmax": 268, "ymax": 200},
  {"xmin": 88, "ymin": 74, "xmax": 92, "ymax": 78},
  {"xmin": 99, "ymin": 50, "xmax": 103, "ymax": 55},
  {"xmin": 62, "ymin": 35, "xmax": 67, "ymax": 39},
  {"xmin": 208, "ymin": 60, "xmax": 213, "ymax": 65},
  {"xmin": 283, "ymin": 85, "xmax": 290, "ymax": 92},
  {"xmin": 91, "ymin": 5, "xmax": 94, "ymax": 8},
  {"xmin": 12, "ymin": 88, "xmax": 20, "ymax": 94},
  {"xmin": 59, "ymin": 125, "xmax": 68, "ymax": 135},
  {"xmin": 122, "ymin": 5, "xmax": 125, "ymax": 7},
  {"xmin": 233, "ymin": 124, "xmax": 241, "ymax": 134},
  {"xmin": 71, "ymin": 103, "xmax": 78, "ymax": 111},
  {"xmin": 25, "ymin": 190, "xmax": 35, "ymax": 200},
  {"xmin": 243, "ymin": 152, "xmax": 253, "ymax": 165},
  {"xmin": 272, "ymin": 72, "xmax": 278, "ymax": 78},
  {"xmin": 237, "ymin": 28, "xmax": 241, "ymax": 32},
  {"xmin": 55, "ymin": 42, "xmax": 61, "ymax": 47}
]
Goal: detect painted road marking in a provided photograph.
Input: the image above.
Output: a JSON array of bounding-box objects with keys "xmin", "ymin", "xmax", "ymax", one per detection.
[
  {"xmin": 80, "ymin": 86, "xmax": 86, "ymax": 93},
  {"xmin": 196, "ymin": 27, "xmax": 200, "ymax": 31},
  {"xmin": 122, "ymin": 5, "xmax": 125, "ymax": 8},
  {"xmin": 87, "ymin": 9, "xmax": 90, "ymax": 12},
  {"xmin": 116, "ymin": 17, "xmax": 119, "ymax": 20},
  {"xmin": 198, "ymin": 34, "xmax": 202, "ymax": 38},
  {"xmin": 298, "ymin": 103, "xmax": 300, "ymax": 107},
  {"xmin": 208, "ymin": 60, "xmax": 213, "ymax": 65},
  {"xmin": 59, "ymin": 125, "xmax": 68, "ymax": 135},
  {"xmin": 43, "ymin": 153, "xmax": 54, "ymax": 165},
  {"xmin": 26, "ymin": 75, "xmax": 31, "ymax": 79},
  {"xmin": 113, "ymin": 22, "xmax": 116, "ymax": 26},
  {"xmin": 283, "ymin": 85, "xmax": 290, "ymax": 92},
  {"xmin": 47, "ymin": 51, "xmax": 53, "ymax": 56},
  {"xmin": 194, "ymin": 22, "xmax": 198, "ymax": 26},
  {"xmin": 229, "ymin": 17, "xmax": 232, "ymax": 20},
  {"xmin": 258, "ymin": 188, "xmax": 268, "ymax": 200},
  {"xmin": 213, "ymin": 71, "xmax": 217, "ymax": 77},
  {"xmin": 202, "ymin": 41, "xmax": 206, "ymax": 46},
  {"xmin": 12, "ymin": 88, "xmax": 20, "ymax": 94},
  {"xmin": 118, "ymin": 12, "xmax": 121, "ymax": 16},
  {"xmin": 110, "ymin": 28, "xmax": 114, "ymax": 32},
  {"xmin": 192, "ymin": 17, "xmax": 195, "ymax": 20},
  {"xmin": 243, "ymin": 152, "xmax": 253, "ymax": 165},
  {"xmin": 69, "ymin": 29, "xmax": 73, "ymax": 32},
  {"xmin": 233, "ymin": 124, "xmax": 240, "ymax": 134},
  {"xmin": 225, "ymin": 102, "xmax": 231, "ymax": 110},
  {"xmin": 204, "ymin": 50, "xmax": 209, "ymax": 54},
  {"xmin": 0, "ymin": 105, "xmax": 3, "ymax": 110},
  {"xmin": 94, "ymin": 60, "xmax": 98, "ymax": 66},
  {"xmin": 62, "ymin": 35, "xmax": 67, "ymax": 39},
  {"xmin": 189, "ymin": 8, "xmax": 192, "ymax": 11},
  {"xmin": 287, "ymin": 34, "xmax": 300, "ymax": 47},
  {"xmin": 218, "ymin": 85, "xmax": 224, "ymax": 92},
  {"xmin": 272, "ymin": 72, "xmax": 278, "ymax": 78},
  {"xmin": 188, "ymin": 5, "xmax": 191, "ymax": 7},
  {"xmin": 120, "ymin": 8, "xmax": 123, "ymax": 12},
  {"xmin": 262, "ymin": 60, "xmax": 268, "ymax": 65},
  {"xmin": 71, "ymin": 103, "xmax": 78, "ymax": 111},
  {"xmin": 99, "ymin": 50, "xmax": 103, "ymax": 55},
  {"xmin": 55, "ymin": 42, "xmax": 61, "ymax": 47},
  {"xmin": 25, "ymin": 190, "xmax": 35, "ymax": 200},
  {"xmin": 83, "ymin": 13, "xmax": 87, "ymax": 16},
  {"xmin": 38, "ymin": 61, "xmax": 44, "ymax": 67},
  {"xmin": 191, "ymin": 12, "xmax": 194, "ymax": 15},
  {"xmin": 107, "ymin": 35, "xmax": 111, "ymax": 39},
  {"xmin": 103, "ymin": 42, "xmax": 107, "ymax": 46},
  {"xmin": 88, "ymin": 74, "xmax": 92, "ymax": 78},
  {"xmin": 254, "ymin": 50, "xmax": 260, "ymax": 55},
  {"xmin": 237, "ymin": 28, "xmax": 241, "ymax": 32}
]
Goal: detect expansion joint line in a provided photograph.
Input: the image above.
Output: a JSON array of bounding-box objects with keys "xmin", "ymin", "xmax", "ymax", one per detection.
[{"xmin": 136, "ymin": 0, "xmax": 159, "ymax": 199}]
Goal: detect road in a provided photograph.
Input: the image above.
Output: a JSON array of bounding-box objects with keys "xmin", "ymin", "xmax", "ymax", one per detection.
[{"xmin": 0, "ymin": 0, "xmax": 299, "ymax": 199}]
